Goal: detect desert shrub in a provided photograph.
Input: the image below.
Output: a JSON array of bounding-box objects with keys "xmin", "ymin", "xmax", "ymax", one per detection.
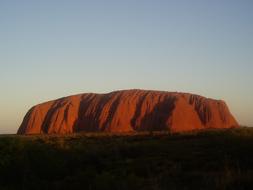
[{"xmin": 1, "ymin": 128, "xmax": 253, "ymax": 189}]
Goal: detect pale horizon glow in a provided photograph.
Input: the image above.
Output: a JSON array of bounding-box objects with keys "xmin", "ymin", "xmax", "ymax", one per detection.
[{"xmin": 0, "ymin": 0, "xmax": 253, "ymax": 134}]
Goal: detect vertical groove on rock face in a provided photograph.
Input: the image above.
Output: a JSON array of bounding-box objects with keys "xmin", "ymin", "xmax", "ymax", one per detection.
[
  {"xmin": 101, "ymin": 92, "xmax": 122, "ymax": 131},
  {"xmin": 131, "ymin": 91, "xmax": 150, "ymax": 130},
  {"xmin": 189, "ymin": 95, "xmax": 211, "ymax": 125},
  {"xmin": 73, "ymin": 94, "xmax": 98, "ymax": 132},
  {"xmin": 40, "ymin": 99, "xmax": 62, "ymax": 133},
  {"xmin": 217, "ymin": 101, "xmax": 227, "ymax": 123},
  {"xmin": 139, "ymin": 95, "xmax": 176, "ymax": 131},
  {"xmin": 17, "ymin": 90, "xmax": 239, "ymax": 134}
]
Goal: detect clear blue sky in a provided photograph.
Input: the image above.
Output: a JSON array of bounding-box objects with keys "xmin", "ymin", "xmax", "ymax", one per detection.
[{"xmin": 0, "ymin": 0, "xmax": 252, "ymax": 133}]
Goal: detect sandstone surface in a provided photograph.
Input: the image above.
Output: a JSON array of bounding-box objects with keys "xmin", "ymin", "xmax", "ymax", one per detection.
[{"xmin": 17, "ymin": 90, "xmax": 239, "ymax": 134}]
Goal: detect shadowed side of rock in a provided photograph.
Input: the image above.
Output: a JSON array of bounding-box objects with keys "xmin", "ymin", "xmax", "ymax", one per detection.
[{"xmin": 17, "ymin": 90, "xmax": 239, "ymax": 134}]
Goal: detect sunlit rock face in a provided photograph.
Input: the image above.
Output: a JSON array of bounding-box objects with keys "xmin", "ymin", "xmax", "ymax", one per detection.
[{"xmin": 17, "ymin": 90, "xmax": 239, "ymax": 134}]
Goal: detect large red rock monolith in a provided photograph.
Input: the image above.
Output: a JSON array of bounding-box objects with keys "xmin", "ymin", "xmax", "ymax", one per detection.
[{"xmin": 17, "ymin": 90, "xmax": 239, "ymax": 134}]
